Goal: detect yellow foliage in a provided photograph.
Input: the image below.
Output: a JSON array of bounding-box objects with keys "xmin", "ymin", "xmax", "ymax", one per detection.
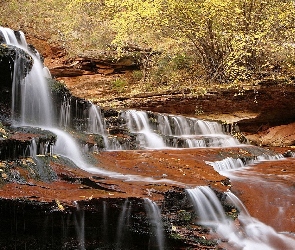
[{"xmin": 1, "ymin": 0, "xmax": 295, "ymax": 82}]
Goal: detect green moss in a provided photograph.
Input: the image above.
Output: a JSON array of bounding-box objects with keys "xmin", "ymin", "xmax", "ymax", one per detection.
[
  {"xmin": 194, "ymin": 236, "xmax": 217, "ymax": 246},
  {"xmin": 48, "ymin": 78, "xmax": 68, "ymax": 94},
  {"xmin": 170, "ymin": 232, "xmax": 183, "ymax": 240},
  {"xmin": 111, "ymin": 78, "xmax": 128, "ymax": 92}
]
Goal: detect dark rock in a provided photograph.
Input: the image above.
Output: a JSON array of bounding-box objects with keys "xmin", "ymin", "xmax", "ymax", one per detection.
[{"xmin": 0, "ymin": 44, "xmax": 33, "ymax": 119}]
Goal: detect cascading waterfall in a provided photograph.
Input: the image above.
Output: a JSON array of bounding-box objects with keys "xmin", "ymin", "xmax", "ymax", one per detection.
[
  {"xmin": 157, "ymin": 114, "xmax": 172, "ymax": 135},
  {"xmin": 122, "ymin": 110, "xmax": 166, "ymax": 148},
  {"xmin": 206, "ymin": 157, "xmax": 246, "ymax": 173},
  {"xmin": 206, "ymin": 149, "xmax": 284, "ymax": 174},
  {"xmin": 186, "ymin": 186, "xmax": 227, "ymax": 226},
  {"xmin": 116, "ymin": 199, "xmax": 132, "ymax": 248},
  {"xmin": 4, "ymin": 26, "xmax": 294, "ymax": 249},
  {"xmin": 187, "ymin": 186, "xmax": 295, "ymax": 250},
  {"xmin": 60, "ymin": 96, "xmax": 71, "ymax": 128},
  {"xmin": 73, "ymin": 201, "xmax": 85, "ymax": 250},
  {"xmin": 144, "ymin": 198, "xmax": 165, "ymax": 250},
  {"xmin": 0, "ymin": 27, "xmax": 54, "ymax": 126},
  {"xmin": 87, "ymin": 103, "xmax": 110, "ymax": 149},
  {"xmin": 87, "ymin": 103, "xmax": 122, "ymax": 150},
  {"xmin": 2, "ymin": 27, "xmax": 179, "ymax": 184},
  {"xmin": 171, "ymin": 116, "xmax": 190, "ymax": 135},
  {"xmin": 123, "ymin": 111, "xmax": 240, "ymax": 149}
]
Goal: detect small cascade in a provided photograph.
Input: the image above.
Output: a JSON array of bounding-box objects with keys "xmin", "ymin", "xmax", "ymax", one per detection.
[
  {"xmin": 171, "ymin": 116, "xmax": 190, "ymax": 135},
  {"xmin": 186, "ymin": 186, "xmax": 227, "ymax": 226},
  {"xmin": 29, "ymin": 138, "xmax": 37, "ymax": 157},
  {"xmin": 60, "ymin": 96, "xmax": 71, "ymax": 128},
  {"xmin": 122, "ymin": 110, "xmax": 166, "ymax": 149},
  {"xmin": 87, "ymin": 103, "xmax": 109, "ymax": 149},
  {"xmin": 88, "ymin": 104, "xmax": 105, "ymax": 135},
  {"xmin": 73, "ymin": 201, "xmax": 85, "ymax": 250},
  {"xmin": 206, "ymin": 157, "xmax": 246, "ymax": 172},
  {"xmin": 144, "ymin": 198, "xmax": 165, "ymax": 250},
  {"xmin": 196, "ymin": 119, "xmax": 223, "ymax": 134},
  {"xmin": 123, "ymin": 111, "xmax": 240, "ymax": 149},
  {"xmin": 206, "ymin": 148, "xmax": 284, "ymax": 174},
  {"xmin": 116, "ymin": 199, "xmax": 132, "ymax": 249},
  {"xmin": 225, "ymin": 191, "xmax": 250, "ymax": 217},
  {"xmin": 49, "ymin": 127, "xmax": 184, "ymax": 186},
  {"xmin": 187, "ymin": 186, "xmax": 295, "ymax": 249},
  {"xmin": 157, "ymin": 114, "xmax": 172, "ymax": 135}
]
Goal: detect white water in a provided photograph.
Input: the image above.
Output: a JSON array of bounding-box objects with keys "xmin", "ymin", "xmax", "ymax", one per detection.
[
  {"xmin": 87, "ymin": 103, "xmax": 110, "ymax": 149},
  {"xmin": 60, "ymin": 96, "xmax": 71, "ymax": 128},
  {"xmin": 206, "ymin": 148, "xmax": 284, "ymax": 176},
  {"xmin": 46, "ymin": 127, "xmax": 185, "ymax": 186},
  {"xmin": 123, "ymin": 110, "xmax": 166, "ymax": 148},
  {"xmin": 4, "ymin": 26, "xmax": 294, "ymax": 249},
  {"xmin": 116, "ymin": 199, "xmax": 131, "ymax": 248},
  {"xmin": 144, "ymin": 198, "xmax": 165, "ymax": 250},
  {"xmin": 0, "ymin": 27, "xmax": 53, "ymax": 126},
  {"xmin": 73, "ymin": 201, "xmax": 86, "ymax": 250},
  {"xmin": 2, "ymin": 26, "xmax": 184, "ymax": 186},
  {"xmin": 123, "ymin": 111, "xmax": 240, "ymax": 149},
  {"xmin": 187, "ymin": 186, "xmax": 295, "ymax": 250}
]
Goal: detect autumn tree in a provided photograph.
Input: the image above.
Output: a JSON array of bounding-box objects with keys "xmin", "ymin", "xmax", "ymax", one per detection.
[
  {"xmin": 1, "ymin": 0, "xmax": 295, "ymax": 83},
  {"xmin": 105, "ymin": 0, "xmax": 295, "ymax": 82}
]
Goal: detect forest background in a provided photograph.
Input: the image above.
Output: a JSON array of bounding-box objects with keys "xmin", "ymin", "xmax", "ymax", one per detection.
[{"xmin": 1, "ymin": 0, "xmax": 295, "ymax": 96}]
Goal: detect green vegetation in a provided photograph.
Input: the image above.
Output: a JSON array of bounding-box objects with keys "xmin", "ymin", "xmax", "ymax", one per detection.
[
  {"xmin": 111, "ymin": 78, "xmax": 128, "ymax": 92},
  {"xmin": 1, "ymin": 0, "xmax": 295, "ymax": 87}
]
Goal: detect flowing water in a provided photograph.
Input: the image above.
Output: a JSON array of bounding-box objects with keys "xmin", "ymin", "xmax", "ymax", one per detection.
[
  {"xmin": 73, "ymin": 201, "xmax": 86, "ymax": 250},
  {"xmin": 144, "ymin": 198, "xmax": 165, "ymax": 250},
  {"xmin": 0, "ymin": 27, "xmax": 53, "ymax": 126},
  {"xmin": 122, "ymin": 110, "xmax": 240, "ymax": 149},
  {"xmin": 122, "ymin": 110, "xmax": 166, "ymax": 148},
  {"xmin": 187, "ymin": 186, "xmax": 295, "ymax": 250},
  {"xmin": 1, "ymin": 26, "xmax": 295, "ymax": 249},
  {"xmin": 116, "ymin": 199, "xmax": 132, "ymax": 249}
]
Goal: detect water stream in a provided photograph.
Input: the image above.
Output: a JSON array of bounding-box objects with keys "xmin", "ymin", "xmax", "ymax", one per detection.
[
  {"xmin": 187, "ymin": 186, "xmax": 295, "ymax": 250},
  {"xmin": 144, "ymin": 198, "xmax": 165, "ymax": 250},
  {"xmin": 1, "ymin": 26, "xmax": 295, "ymax": 249},
  {"xmin": 116, "ymin": 199, "xmax": 132, "ymax": 249}
]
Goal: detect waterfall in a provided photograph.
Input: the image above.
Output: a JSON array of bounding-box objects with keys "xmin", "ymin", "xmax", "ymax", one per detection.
[
  {"xmin": 0, "ymin": 27, "xmax": 54, "ymax": 126},
  {"xmin": 187, "ymin": 186, "xmax": 295, "ymax": 249},
  {"xmin": 87, "ymin": 103, "xmax": 110, "ymax": 149},
  {"xmin": 29, "ymin": 138, "xmax": 37, "ymax": 157},
  {"xmin": 206, "ymin": 157, "xmax": 246, "ymax": 172},
  {"xmin": 123, "ymin": 111, "xmax": 240, "ymax": 149},
  {"xmin": 88, "ymin": 104, "xmax": 105, "ymax": 135},
  {"xmin": 49, "ymin": 128, "xmax": 184, "ymax": 186},
  {"xmin": 122, "ymin": 110, "xmax": 166, "ymax": 148},
  {"xmin": 116, "ymin": 199, "xmax": 132, "ymax": 248},
  {"xmin": 171, "ymin": 116, "xmax": 190, "ymax": 135},
  {"xmin": 60, "ymin": 96, "xmax": 71, "ymax": 128},
  {"xmin": 206, "ymin": 148, "xmax": 284, "ymax": 175},
  {"xmin": 144, "ymin": 198, "xmax": 165, "ymax": 250},
  {"xmin": 73, "ymin": 201, "xmax": 85, "ymax": 250},
  {"xmin": 157, "ymin": 114, "xmax": 172, "ymax": 135},
  {"xmin": 1, "ymin": 27, "xmax": 137, "ymax": 181},
  {"xmin": 186, "ymin": 186, "xmax": 227, "ymax": 226}
]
